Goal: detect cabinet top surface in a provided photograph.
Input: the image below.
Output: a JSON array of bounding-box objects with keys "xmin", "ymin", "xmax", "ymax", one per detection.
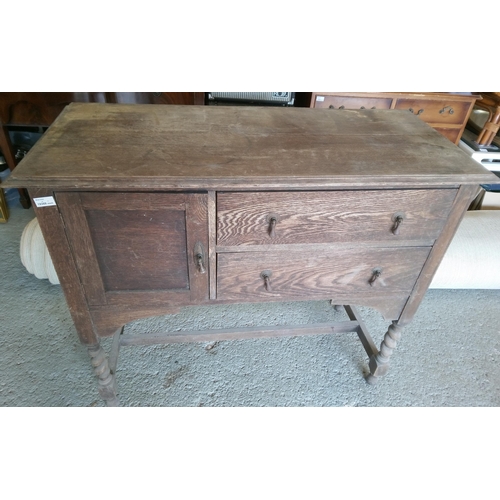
[{"xmin": 7, "ymin": 103, "xmax": 496, "ymax": 190}]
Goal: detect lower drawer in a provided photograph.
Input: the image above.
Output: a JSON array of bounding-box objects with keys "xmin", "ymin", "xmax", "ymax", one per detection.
[{"xmin": 217, "ymin": 247, "xmax": 431, "ymax": 301}]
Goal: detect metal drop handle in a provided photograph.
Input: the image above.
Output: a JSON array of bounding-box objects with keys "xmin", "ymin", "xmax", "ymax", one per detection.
[
  {"xmin": 194, "ymin": 242, "xmax": 206, "ymax": 273},
  {"xmin": 267, "ymin": 214, "xmax": 278, "ymax": 238},
  {"xmin": 391, "ymin": 213, "xmax": 405, "ymax": 235},
  {"xmin": 369, "ymin": 268, "xmax": 382, "ymax": 287},
  {"xmin": 260, "ymin": 270, "xmax": 272, "ymax": 292},
  {"xmin": 409, "ymin": 108, "xmax": 424, "ymax": 115}
]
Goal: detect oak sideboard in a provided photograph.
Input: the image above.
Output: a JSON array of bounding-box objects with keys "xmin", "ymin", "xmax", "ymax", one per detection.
[{"xmin": 6, "ymin": 103, "xmax": 498, "ymax": 406}]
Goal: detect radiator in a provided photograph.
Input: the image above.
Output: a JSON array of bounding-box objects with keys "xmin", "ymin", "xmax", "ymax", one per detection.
[{"xmin": 208, "ymin": 92, "xmax": 294, "ymax": 106}]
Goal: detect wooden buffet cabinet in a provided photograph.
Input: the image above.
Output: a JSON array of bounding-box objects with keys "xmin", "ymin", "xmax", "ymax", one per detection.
[
  {"xmin": 309, "ymin": 92, "xmax": 480, "ymax": 145},
  {"xmin": 5, "ymin": 103, "xmax": 497, "ymax": 406}
]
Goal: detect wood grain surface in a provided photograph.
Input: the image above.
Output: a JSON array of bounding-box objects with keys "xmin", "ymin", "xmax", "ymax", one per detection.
[
  {"xmin": 217, "ymin": 247, "xmax": 431, "ymax": 301},
  {"xmin": 217, "ymin": 189, "xmax": 457, "ymax": 246},
  {"xmin": 6, "ymin": 103, "xmax": 498, "ymax": 190}
]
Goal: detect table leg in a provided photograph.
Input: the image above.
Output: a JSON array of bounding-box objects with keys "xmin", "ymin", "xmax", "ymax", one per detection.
[
  {"xmin": 365, "ymin": 321, "xmax": 404, "ymax": 384},
  {"xmin": 88, "ymin": 343, "xmax": 119, "ymax": 406}
]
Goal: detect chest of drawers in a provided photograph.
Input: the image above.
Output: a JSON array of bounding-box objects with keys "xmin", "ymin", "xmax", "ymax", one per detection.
[
  {"xmin": 6, "ymin": 103, "xmax": 497, "ymax": 405},
  {"xmin": 310, "ymin": 92, "xmax": 480, "ymax": 145}
]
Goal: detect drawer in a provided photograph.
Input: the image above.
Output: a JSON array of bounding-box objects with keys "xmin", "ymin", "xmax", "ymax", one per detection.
[
  {"xmin": 313, "ymin": 95, "xmax": 392, "ymax": 110},
  {"xmin": 394, "ymin": 98, "xmax": 471, "ymax": 125},
  {"xmin": 217, "ymin": 189, "xmax": 457, "ymax": 247},
  {"xmin": 217, "ymin": 247, "xmax": 431, "ymax": 301}
]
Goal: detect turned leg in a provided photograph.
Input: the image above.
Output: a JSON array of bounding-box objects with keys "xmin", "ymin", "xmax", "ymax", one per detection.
[
  {"xmin": 365, "ymin": 321, "xmax": 403, "ymax": 385},
  {"xmin": 88, "ymin": 343, "xmax": 119, "ymax": 406}
]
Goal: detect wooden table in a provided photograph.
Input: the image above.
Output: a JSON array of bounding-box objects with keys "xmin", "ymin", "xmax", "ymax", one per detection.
[{"xmin": 5, "ymin": 103, "xmax": 497, "ymax": 406}]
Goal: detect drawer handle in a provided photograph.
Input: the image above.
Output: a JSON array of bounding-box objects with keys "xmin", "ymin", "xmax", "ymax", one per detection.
[
  {"xmin": 260, "ymin": 270, "xmax": 273, "ymax": 292},
  {"xmin": 408, "ymin": 108, "xmax": 424, "ymax": 115},
  {"xmin": 439, "ymin": 105, "xmax": 454, "ymax": 115},
  {"xmin": 328, "ymin": 105, "xmax": 345, "ymax": 109},
  {"xmin": 391, "ymin": 212, "xmax": 405, "ymax": 235},
  {"xmin": 369, "ymin": 268, "xmax": 382, "ymax": 287},
  {"xmin": 194, "ymin": 242, "xmax": 206, "ymax": 274},
  {"xmin": 267, "ymin": 214, "xmax": 278, "ymax": 238}
]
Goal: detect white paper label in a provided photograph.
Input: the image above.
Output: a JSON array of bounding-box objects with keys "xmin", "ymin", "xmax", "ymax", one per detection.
[
  {"xmin": 33, "ymin": 196, "xmax": 57, "ymax": 207},
  {"xmin": 316, "ymin": 96, "xmax": 325, "ymax": 102}
]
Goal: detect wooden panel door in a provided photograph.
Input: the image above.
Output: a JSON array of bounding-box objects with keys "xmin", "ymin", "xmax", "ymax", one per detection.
[{"xmin": 56, "ymin": 192, "xmax": 209, "ymax": 307}]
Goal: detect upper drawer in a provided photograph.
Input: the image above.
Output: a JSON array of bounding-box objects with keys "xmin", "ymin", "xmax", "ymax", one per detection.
[
  {"xmin": 313, "ymin": 95, "xmax": 392, "ymax": 110},
  {"xmin": 394, "ymin": 98, "xmax": 471, "ymax": 125},
  {"xmin": 217, "ymin": 189, "xmax": 457, "ymax": 247}
]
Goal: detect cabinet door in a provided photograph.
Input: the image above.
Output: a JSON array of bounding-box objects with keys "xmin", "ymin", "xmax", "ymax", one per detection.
[{"xmin": 56, "ymin": 192, "xmax": 208, "ymax": 307}]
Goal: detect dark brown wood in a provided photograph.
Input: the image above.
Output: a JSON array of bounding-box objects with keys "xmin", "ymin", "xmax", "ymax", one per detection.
[
  {"xmin": 6, "ymin": 104, "xmax": 495, "ymax": 190},
  {"xmin": 217, "ymin": 189, "xmax": 457, "ymax": 246},
  {"xmin": 5, "ymin": 104, "xmax": 498, "ymax": 404},
  {"xmin": 208, "ymin": 191, "xmax": 217, "ymax": 300},
  {"xmin": 28, "ymin": 188, "xmax": 98, "ymax": 345},
  {"xmin": 217, "ymin": 247, "xmax": 431, "ymax": 302},
  {"xmin": 398, "ymin": 184, "xmax": 480, "ymax": 325},
  {"xmin": 343, "ymin": 305, "xmax": 379, "ymax": 358},
  {"xmin": 55, "ymin": 191, "xmax": 209, "ymax": 305},
  {"xmin": 90, "ymin": 305, "xmax": 181, "ymax": 338},
  {"xmin": 119, "ymin": 321, "xmax": 361, "ymax": 346},
  {"xmin": 54, "ymin": 193, "xmax": 107, "ymax": 305},
  {"xmin": 185, "ymin": 193, "xmax": 210, "ymax": 302}
]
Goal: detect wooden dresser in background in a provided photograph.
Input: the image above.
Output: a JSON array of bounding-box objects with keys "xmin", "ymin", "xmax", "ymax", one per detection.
[{"xmin": 308, "ymin": 92, "xmax": 480, "ymax": 145}]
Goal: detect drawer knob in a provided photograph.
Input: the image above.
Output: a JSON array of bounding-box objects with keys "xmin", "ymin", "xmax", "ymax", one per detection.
[
  {"xmin": 391, "ymin": 212, "xmax": 405, "ymax": 235},
  {"xmin": 408, "ymin": 108, "xmax": 424, "ymax": 115},
  {"xmin": 267, "ymin": 214, "xmax": 278, "ymax": 238},
  {"xmin": 260, "ymin": 270, "xmax": 273, "ymax": 292},
  {"xmin": 194, "ymin": 242, "xmax": 206, "ymax": 274},
  {"xmin": 439, "ymin": 105, "xmax": 454, "ymax": 115},
  {"xmin": 369, "ymin": 268, "xmax": 382, "ymax": 287}
]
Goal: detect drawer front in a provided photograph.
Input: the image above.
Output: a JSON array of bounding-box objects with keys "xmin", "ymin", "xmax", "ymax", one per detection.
[
  {"xmin": 217, "ymin": 247, "xmax": 431, "ymax": 301},
  {"xmin": 217, "ymin": 189, "xmax": 457, "ymax": 247},
  {"xmin": 394, "ymin": 98, "xmax": 471, "ymax": 125},
  {"xmin": 313, "ymin": 95, "xmax": 393, "ymax": 110}
]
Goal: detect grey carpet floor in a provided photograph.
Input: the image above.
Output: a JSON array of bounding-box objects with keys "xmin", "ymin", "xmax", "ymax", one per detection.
[{"xmin": 1, "ymin": 203, "xmax": 500, "ymax": 406}]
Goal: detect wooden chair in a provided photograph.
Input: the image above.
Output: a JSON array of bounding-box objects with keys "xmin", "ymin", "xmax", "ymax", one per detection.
[{"xmin": 473, "ymin": 92, "xmax": 500, "ymax": 146}]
